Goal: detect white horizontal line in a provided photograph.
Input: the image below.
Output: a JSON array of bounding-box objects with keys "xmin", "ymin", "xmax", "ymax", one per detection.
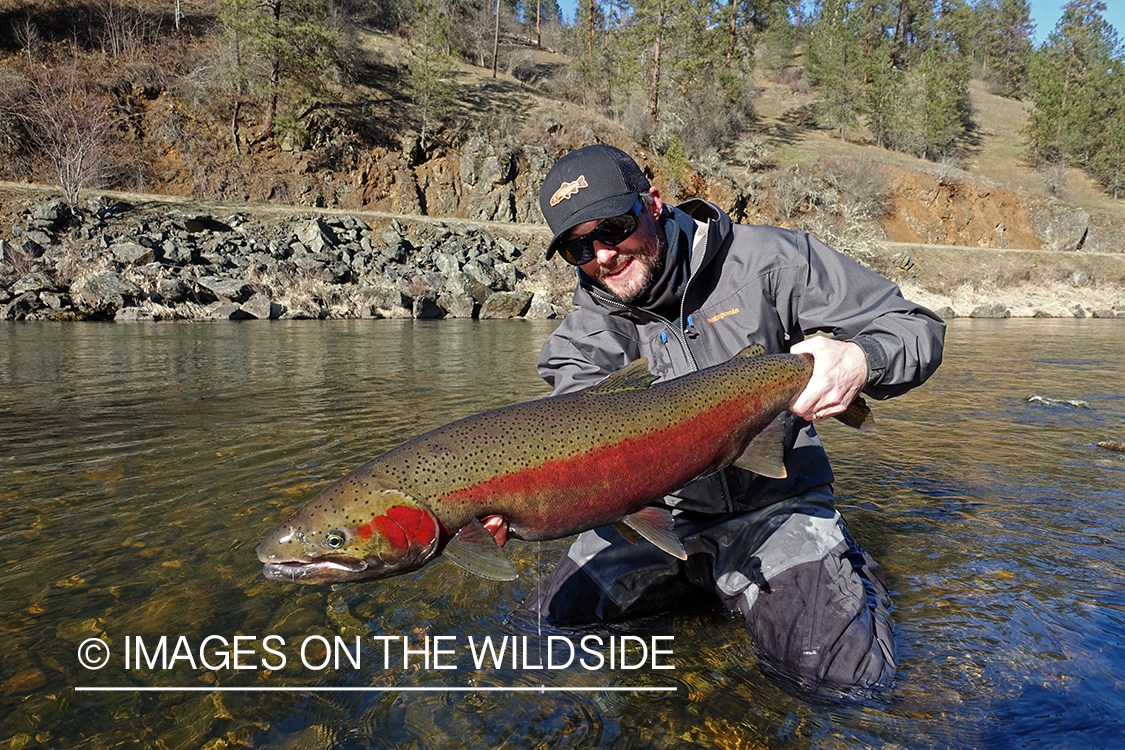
[{"xmin": 76, "ymin": 686, "xmax": 676, "ymax": 693}]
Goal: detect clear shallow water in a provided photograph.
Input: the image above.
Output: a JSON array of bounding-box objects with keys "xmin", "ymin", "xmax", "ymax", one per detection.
[{"xmin": 1, "ymin": 319, "xmax": 1123, "ymax": 749}]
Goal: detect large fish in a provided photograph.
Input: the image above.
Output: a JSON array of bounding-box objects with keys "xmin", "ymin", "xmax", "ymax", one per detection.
[{"xmin": 256, "ymin": 345, "xmax": 872, "ymax": 585}]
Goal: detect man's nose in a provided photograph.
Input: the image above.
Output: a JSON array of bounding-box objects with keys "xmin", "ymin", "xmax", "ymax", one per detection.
[{"xmin": 592, "ymin": 243, "xmax": 620, "ymax": 265}]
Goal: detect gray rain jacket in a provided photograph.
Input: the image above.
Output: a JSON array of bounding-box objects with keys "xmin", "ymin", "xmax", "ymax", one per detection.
[{"xmin": 537, "ymin": 199, "xmax": 945, "ymax": 515}]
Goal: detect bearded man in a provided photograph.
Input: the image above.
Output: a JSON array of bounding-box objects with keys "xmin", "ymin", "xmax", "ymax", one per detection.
[{"xmin": 521, "ymin": 144, "xmax": 944, "ymax": 700}]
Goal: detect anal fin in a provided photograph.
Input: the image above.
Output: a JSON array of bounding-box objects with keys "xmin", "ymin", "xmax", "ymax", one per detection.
[
  {"xmin": 733, "ymin": 412, "xmax": 789, "ymax": 479},
  {"xmin": 622, "ymin": 507, "xmax": 687, "ymax": 560},
  {"xmin": 613, "ymin": 521, "xmax": 639, "ymax": 545},
  {"xmin": 443, "ymin": 519, "xmax": 519, "ymax": 581}
]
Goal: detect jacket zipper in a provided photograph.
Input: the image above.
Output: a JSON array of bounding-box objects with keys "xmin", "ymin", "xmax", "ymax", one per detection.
[{"xmin": 584, "ymin": 226, "xmax": 734, "ymax": 512}]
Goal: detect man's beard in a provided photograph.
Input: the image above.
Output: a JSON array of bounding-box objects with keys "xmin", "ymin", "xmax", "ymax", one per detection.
[{"xmin": 591, "ymin": 232, "xmax": 666, "ymax": 305}]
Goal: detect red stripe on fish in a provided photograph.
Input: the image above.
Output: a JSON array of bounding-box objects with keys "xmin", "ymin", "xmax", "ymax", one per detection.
[{"xmin": 440, "ymin": 397, "xmax": 755, "ymax": 516}]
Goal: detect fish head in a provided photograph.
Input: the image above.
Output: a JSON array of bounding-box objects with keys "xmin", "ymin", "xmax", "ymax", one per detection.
[{"xmin": 256, "ymin": 480, "xmax": 443, "ymax": 585}]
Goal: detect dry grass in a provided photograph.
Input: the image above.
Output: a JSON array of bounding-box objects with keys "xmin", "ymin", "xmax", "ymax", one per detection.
[{"xmin": 751, "ymin": 74, "xmax": 1125, "ymax": 230}]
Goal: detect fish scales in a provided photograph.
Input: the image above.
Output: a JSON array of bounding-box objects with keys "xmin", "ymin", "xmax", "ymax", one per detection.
[
  {"xmin": 369, "ymin": 353, "xmax": 809, "ymax": 535},
  {"xmin": 257, "ymin": 348, "xmax": 834, "ymax": 584}
]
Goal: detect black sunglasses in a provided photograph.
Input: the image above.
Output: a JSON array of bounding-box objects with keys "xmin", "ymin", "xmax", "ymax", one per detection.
[{"xmin": 558, "ymin": 197, "xmax": 645, "ymax": 266}]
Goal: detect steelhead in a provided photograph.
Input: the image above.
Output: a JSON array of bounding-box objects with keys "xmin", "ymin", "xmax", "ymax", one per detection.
[{"xmin": 256, "ymin": 345, "xmax": 873, "ymax": 584}]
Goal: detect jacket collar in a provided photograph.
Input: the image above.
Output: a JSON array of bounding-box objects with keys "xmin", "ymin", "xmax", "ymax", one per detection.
[{"xmin": 571, "ymin": 198, "xmax": 732, "ymax": 316}]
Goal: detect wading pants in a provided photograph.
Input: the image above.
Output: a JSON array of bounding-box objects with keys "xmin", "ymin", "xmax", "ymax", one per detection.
[{"xmin": 520, "ymin": 489, "xmax": 895, "ymax": 700}]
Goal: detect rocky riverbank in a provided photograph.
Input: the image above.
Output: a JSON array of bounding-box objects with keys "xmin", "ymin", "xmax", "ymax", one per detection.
[
  {"xmin": 0, "ymin": 196, "xmax": 575, "ymax": 322},
  {"xmin": 3, "ymin": 195, "xmax": 1124, "ymax": 322}
]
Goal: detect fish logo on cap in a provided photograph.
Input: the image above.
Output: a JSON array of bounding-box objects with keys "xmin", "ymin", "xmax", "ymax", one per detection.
[{"xmin": 549, "ymin": 176, "xmax": 588, "ymax": 206}]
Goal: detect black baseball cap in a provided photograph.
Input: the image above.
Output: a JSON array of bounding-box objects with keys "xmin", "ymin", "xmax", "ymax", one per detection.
[{"xmin": 539, "ymin": 145, "xmax": 651, "ymax": 259}]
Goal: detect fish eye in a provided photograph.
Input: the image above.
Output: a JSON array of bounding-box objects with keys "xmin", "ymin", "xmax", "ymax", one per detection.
[{"xmin": 323, "ymin": 530, "xmax": 347, "ymax": 549}]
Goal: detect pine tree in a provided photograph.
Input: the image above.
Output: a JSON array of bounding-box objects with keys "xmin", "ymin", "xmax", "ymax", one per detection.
[
  {"xmin": 864, "ymin": 35, "xmax": 905, "ymax": 149},
  {"xmin": 407, "ymin": 0, "xmax": 463, "ymax": 147},
  {"xmin": 901, "ymin": 44, "xmax": 970, "ymax": 159},
  {"xmin": 1023, "ymin": 0, "xmax": 1121, "ymax": 166},
  {"xmin": 991, "ymin": 0, "xmax": 1034, "ymax": 97},
  {"xmin": 219, "ymin": 0, "xmax": 337, "ymax": 142},
  {"xmin": 805, "ymin": 0, "xmax": 863, "ymax": 141},
  {"xmin": 1087, "ymin": 82, "xmax": 1125, "ymax": 198}
]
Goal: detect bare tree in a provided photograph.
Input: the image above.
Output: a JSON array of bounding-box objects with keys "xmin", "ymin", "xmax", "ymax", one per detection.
[
  {"xmin": 19, "ymin": 64, "xmax": 122, "ymax": 212},
  {"xmin": 13, "ymin": 14, "xmax": 42, "ymax": 65}
]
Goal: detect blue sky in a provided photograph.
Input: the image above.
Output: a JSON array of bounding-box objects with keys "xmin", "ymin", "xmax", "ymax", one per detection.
[
  {"xmin": 1029, "ymin": 0, "xmax": 1123, "ymax": 44},
  {"xmin": 551, "ymin": 1, "xmax": 1123, "ymax": 49}
]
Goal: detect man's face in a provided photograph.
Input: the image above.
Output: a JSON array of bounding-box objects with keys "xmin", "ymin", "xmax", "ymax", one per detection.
[{"xmin": 570, "ymin": 191, "xmax": 665, "ymax": 304}]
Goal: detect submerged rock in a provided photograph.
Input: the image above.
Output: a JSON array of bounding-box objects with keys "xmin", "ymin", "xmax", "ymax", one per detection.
[{"xmin": 1026, "ymin": 394, "xmax": 1091, "ymax": 409}]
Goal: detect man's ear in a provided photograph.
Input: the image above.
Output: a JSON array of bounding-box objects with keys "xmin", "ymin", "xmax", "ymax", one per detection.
[{"xmin": 647, "ymin": 186, "xmax": 663, "ymax": 219}]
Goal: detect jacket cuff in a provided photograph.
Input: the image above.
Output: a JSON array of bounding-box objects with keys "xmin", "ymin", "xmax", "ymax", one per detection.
[{"xmin": 851, "ymin": 335, "xmax": 888, "ymax": 389}]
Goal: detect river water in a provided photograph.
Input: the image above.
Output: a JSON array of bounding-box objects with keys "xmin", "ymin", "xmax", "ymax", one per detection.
[{"xmin": 1, "ymin": 319, "xmax": 1123, "ymax": 749}]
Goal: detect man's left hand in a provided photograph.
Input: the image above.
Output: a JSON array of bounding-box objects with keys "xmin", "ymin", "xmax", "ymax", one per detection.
[{"xmin": 789, "ymin": 337, "xmax": 868, "ymax": 422}]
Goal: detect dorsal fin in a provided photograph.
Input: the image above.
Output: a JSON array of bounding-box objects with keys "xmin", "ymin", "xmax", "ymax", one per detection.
[
  {"xmin": 733, "ymin": 344, "xmax": 767, "ymax": 359},
  {"xmin": 587, "ymin": 358, "xmax": 658, "ymax": 394}
]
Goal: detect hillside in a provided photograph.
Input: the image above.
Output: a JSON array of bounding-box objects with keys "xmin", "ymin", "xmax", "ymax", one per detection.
[{"xmin": 2, "ymin": 19, "xmax": 1125, "ymax": 320}]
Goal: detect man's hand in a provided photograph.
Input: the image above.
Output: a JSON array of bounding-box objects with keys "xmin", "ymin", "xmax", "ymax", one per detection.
[{"xmin": 789, "ymin": 337, "xmax": 868, "ymax": 423}]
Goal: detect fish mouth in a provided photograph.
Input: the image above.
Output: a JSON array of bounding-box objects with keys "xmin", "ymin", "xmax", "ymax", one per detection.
[{"xmin": 261, "ymin": 556, "xmax": 372, "ymax": 585}]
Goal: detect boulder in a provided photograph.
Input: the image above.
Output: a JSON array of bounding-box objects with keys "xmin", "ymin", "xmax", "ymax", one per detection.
[
  {"xmin": 525, "ymin": 294, "xmax": 560, "ymax": 319},
  {"xmin": 196, "ymin": 276, "xmax": 255, "ymax": 303},
  {"xmin": 24, "ymin": 229, "xmax": 55, "ymax": 248},
  {"xmin": 297, "ymin": 218, "xmax": 339, "ymax": 254},
  {"xmin": 114, "ymin": 307, "xmax": 159, "ymax": 322},
  {"xmin": 412, "ymin": 290, "xmax": 445, "ymax": 319},
  {"xmin": 438, "ymin": 293, "xmax": 476, "ymax": 318},
  {"xmin": 111, "ymin": 241, "xmax": 155, "ymax": 266},
  {"xmin": 1025, "ymin": 198, "xmax": 1089, "ymax": 252},
  {"xmin": 479, "ymin": 290, "xmax": 533, "ymax": 319},
  {"xmin": 31, "ymin": 199, "xmax": 72, "ymax": 229},
  {"xmin": 11, "ymin": 273, "xmax": 56, "ymax": 296},
  {"xmin": 203, "ymin": 301, "xmax": 253, "ymax": 320},
  {"xmin": 354, "ymin": 284, "xmax": 410, "ymax": 314},
  {"xmin": 74, "ymin": 272, "xmax": 141, "ymax": 316},
  {"xmin": 156, "ymin": 278, "xmax": 191, "ymax": 303},
  {"xmin": 969, "ymin": 303, "xmax": 1010, "ymax": 319},
  {"xmin": 175, "ymin": 212, "xmax": 231, "ymax": 234},
  {"xmin": 162, "ymin": 239, "xmax": 195, "ymax": 265},
  {"xmin": 492, "ymin": 261, "xmax": 518, "ymax": 291},
  {"xmin": 463, "ymin": 259, "xmax": 498, "ymax": 289},
  {"xmin": 2, "ymin": 292, "xmax": 40, "ymax": 320},
  {"xmin": 241, "ymin": 292, "xmax": 284, "ymax": 320}
]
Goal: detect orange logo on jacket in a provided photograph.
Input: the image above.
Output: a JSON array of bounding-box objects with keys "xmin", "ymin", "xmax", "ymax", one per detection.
[
  {"xmin": 706, "ymin": 308, "xmax": 740, "ymax": 324},
  {"xmin": 549, "ymin": 176, "xmax": 588, "ymax": 206}
]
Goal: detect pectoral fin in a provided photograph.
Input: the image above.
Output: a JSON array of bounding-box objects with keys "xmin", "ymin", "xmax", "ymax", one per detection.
[
  {"xmin": 622, "ymin": 507, "xmax": 687, "ymax": 560},
  {"xmin": 835, "ymin": 396, "xmax": 876, "ymax": 430},
  {"xmin": 443, "ymin": 519, "xmax": 519, "ymax": 581},
  {"xmin": 733, "ymin": 412, "xmax": 789, "ymax": 479}
]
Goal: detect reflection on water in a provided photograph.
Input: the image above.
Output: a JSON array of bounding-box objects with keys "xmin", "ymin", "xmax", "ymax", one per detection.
[{"xmin": 1, "ymin": 319, "xmax": 1123, "ymax": 748}]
